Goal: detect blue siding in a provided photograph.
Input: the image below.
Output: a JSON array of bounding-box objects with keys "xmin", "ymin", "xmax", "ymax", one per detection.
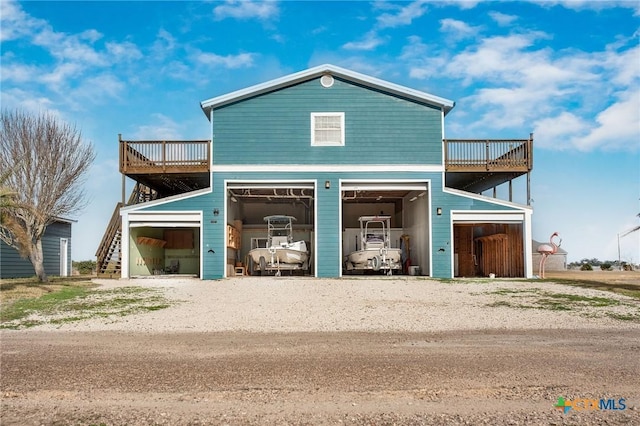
[
  {"xmin": 431, "ymin": 187, "xmax": 518, "ymax": 278},
  {"xmin": 136, "ymin": 190, "xmax": 222, "ymax": 279},
  {"xmin": 0, "ymin": 221, "xmax": 72, "ymax": 278},
  {"xmin": 128, "ymin": 72, "xmax": 528, "ymax": 280},
  {"xmin": 212, "ymin": 78, "xmax": 443, "ymax": 166},
  {"xmin": 134, "ymin": 171, "xmax": 525, "ymax": 279}
]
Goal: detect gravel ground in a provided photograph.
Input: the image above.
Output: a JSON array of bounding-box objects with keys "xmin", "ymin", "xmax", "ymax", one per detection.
[
  {"xmin": 19, "ymin": 276, "xmax": 640, "ymax": 333},
  {"xmin": 2, "ymin": 276, "xmax": 639, "ymax": 425}
]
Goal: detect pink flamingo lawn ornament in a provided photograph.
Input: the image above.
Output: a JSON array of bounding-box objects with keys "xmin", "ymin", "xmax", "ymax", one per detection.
[{"xmin": 537, "ymin": 232, "xmax": 561, "ymax": 279}]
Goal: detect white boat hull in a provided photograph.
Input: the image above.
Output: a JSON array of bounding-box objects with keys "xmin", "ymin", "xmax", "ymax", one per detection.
[
  {"xmin": 249, "ymin": 247, "xmax": 309, "ymax": 265},
  {"xmin": 346, "ymin": 248, "xmax": 402, "ymax": 271},
  {"xmin": 248, "ymin": 241, "xmax": 309, "ymax": 271}
]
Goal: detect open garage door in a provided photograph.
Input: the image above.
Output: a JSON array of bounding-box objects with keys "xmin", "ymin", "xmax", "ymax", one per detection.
[
  {"xmin": 226, "ymin": 182, "xmax": 315, "ymax": 277},
  {"xmin": 341, "ymin": 181, "xmax": 430, "ymax": 276},
  {"xmin": 124, "ymin": 211, "xmax": 202, "ymax": 278},
  {"xmin": 452, "ymin": 212, "xmax": 527, "ymax": 278}
]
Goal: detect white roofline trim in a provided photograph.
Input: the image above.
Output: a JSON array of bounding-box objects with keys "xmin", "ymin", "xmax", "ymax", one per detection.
[
  {"xmin": 200, "ymin": 64, "xmax": 455, "ymax": 117},
  {"xmin": 52, "ymin": 216, "xmax": 77, "ymax": 224},
  {"xmin": 121, "ymin": 187, "xmax": 211, "ymax": 213},
  {"xmin": 213, "ymin": 164, "xmax": 444, "ymax": 173},
  {"xmin": 443, "ymin": 187, "xmax": 532, "ymax": 211}
]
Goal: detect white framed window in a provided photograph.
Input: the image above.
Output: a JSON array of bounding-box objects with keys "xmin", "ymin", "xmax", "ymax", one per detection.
[{"xmin": 311, "ymin": 112, "xmax": 345, "ymax": 146}]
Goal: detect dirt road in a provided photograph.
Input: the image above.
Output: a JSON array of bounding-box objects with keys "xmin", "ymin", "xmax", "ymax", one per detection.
[{"xmin": 2, "ymin": 329, "xmax": 638, "ymax": 425}]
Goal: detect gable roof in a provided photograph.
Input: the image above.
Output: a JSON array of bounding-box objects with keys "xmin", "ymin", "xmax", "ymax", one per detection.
[{"xmin": 200, "ymin": 64, "xmax": 455, "ymax": 118}]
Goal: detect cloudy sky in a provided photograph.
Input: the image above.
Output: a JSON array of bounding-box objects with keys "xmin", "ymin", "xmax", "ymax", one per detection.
[{"xmin": 1, "ymin": 0, "xmax": 638, "ymax": 265}]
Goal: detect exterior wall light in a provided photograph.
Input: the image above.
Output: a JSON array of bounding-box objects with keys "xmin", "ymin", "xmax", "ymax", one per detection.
[
  {"xmin": 213, "ymin": 209, "xmax": 219, "ymax": 216},
  {"xmin": 436, "ymin": 207, "xmax": 442, "ymax": 215},
  {"xmin": 325, "ymin": 180, "xmax": 331, "ymax": 189}
]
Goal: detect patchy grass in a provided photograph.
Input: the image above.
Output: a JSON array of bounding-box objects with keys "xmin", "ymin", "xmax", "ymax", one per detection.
[
  {"xmin": 488, "ymin": 288, "xmax": 541, "ymax": 296},
  {"xmin": 484, "ymin": 286, "xmax": 638, "ymax": 322},
  {"xmin": 539, "ymin": 278, "xmax": 640, "ymax": 301},
  {"xmin": 0, "ymin": 278, "xmax": 173, "ymax": 330},
  {"xmin": 0, "ymin": 276, "xmax": 96, "ymax": 303},
  {"xmin": 542, "ymin": 271, "xmax": 640, "ymax": 301},
  {"xmin": 607, "ymin": 312, "xmax": 640, "ymax": 322},
  {"xmin": 544, "ymin": 293, "xmax": 620, "ymax": 307}
]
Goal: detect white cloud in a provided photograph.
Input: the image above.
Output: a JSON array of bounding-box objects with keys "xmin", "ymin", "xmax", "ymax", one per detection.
[
  {"xmin": 439, "ymin": 18, "xmax": 480, "ymax": 39},
  {"xmin": 601, "ymin": 44, "xmax": 640, "ymax": 86},
  {"xmin": 0, "ymin": 0, "xmax": 43, "ymax": 42},
  {"xmin": 130, "ymin": 114, "xmax": 183, "ymax": 140},
  {"xmin": 39, "ymin": 62, "xmax": 85, "ymax": 87},
  {"xmin": 1, "ymin": 0, "xmax": 147, "ymax": 102},
  {"xmin": 343, "ymin": 31, "xmax": 386, "ymax": 51},
  {"xmin": 376, "ymin": 0, "xmax": 428, "ymax": 28},
  {"xmin": 401, "ymin": 36, "xmax": 448, "ymax": 79},
  {"xmin": 409, "ymin": 28, "xmax": 639, "ymax": 152},
  {"xmin": 572, "ymin": 90, "xmax": 640, "ymax": 151},
  {"xmin": 312, "ymin": 26, "xmax": 328, "ymax": 36},
  {"xmin": 443, "ymin": 33, "xmax": 549, "ymax": 84},
  {"xmin": 73, "ymin": 74, "xmax": 126, "ymax": 101},
  {"xmin": 213, "ymin": 0, "xmax": 279, "ymax": 21},
  {"xmin": 533, "ymin": 112, "xmax": 590, "ymax": 150},
  {"xmin": 0, "ymin": 62, "xmax": 39, "ymax": 83},
  {"xmin": 488, "ymin": 11, "xmax": 518, "ymax": 26},
  {"xmin": 106, "ymin": 41, "xmax": 143, "ymax": 62},
  {"xmin": 32, "ymin": 27, "xmax": 107, "ymax": 66},
  {"xmin": 0, "ymin": 88, "xmax": 58, "ymax": 116},
  {"xmin": 194, "ymin": 52, "xmax": 255, "ymax": 68},
  {"xmin": 151, "ymin": 29, "xmax": 177, "ymax": 59},
  {"xmin": 537, "ymin": 0, "xmax": 640, "ymax": 15}
]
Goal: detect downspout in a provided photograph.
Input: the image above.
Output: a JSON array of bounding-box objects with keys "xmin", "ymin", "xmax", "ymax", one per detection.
[{"xmin": 209, "ymin": 107, "xmax": 214, "ymax": 280}]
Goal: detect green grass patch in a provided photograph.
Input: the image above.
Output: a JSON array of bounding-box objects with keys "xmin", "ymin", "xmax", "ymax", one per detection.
[
  {"xmin": 544, "ymin": 293, "xmax": 620, "ymax": 307},
  {"xmin": 485, "ymin": 300, "xmax": 514, "ymax": 308},
  {"xmin": 484, "ymin": 288, "xmax": 639, "ymax": 321},
  {"xmin": 1, "ymin": 284, "xmax": 173, "ymax": 330},
  {"xmin": 607, "ymin": 312, "xmax": 640, "ymax": 322},
  {"xmin": 488, "ymin": 288, "xmax": 541, "ymax": 296},
  {"xmin": 537, "ymin": 278, "xmax": 640, "ymax": 301}
]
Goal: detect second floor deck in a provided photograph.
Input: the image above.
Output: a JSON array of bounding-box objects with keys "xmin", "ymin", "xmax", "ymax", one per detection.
[
  {"xmin": 119, "ymin": 135, "xmax": 532, "ymax": 199},
  {"xmin": 119, "ymin": 136, "xmax": 211, "ymax": 196},
  {"xmin": 444, "ymin": 136, "xmax": 533, "ymax": 196}
]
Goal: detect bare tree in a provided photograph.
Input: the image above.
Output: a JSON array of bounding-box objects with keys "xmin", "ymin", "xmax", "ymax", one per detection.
[
  {"xmin": 0, "ymin": 110, "xmax": 95, "ymax": 282},
  {"xmin": 0, "ymin": 169, "xmax": 17, "ymax": 209}
]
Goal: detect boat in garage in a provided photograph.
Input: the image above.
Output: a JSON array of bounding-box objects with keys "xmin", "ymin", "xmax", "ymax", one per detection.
[
  {"xmin": 345, "ymin": 216, "xmax": 402, "ymax": 275},
  {"xmin": 247, "ymin": 215, "xmax": 310, "ymax": 275}
]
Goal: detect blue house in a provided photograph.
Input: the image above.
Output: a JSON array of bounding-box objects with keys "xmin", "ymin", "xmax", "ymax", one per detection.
[
  {"xmin": 99, "ymin": 64, "xmax": 534, "ymax": 279},
  {"xmin": 1, "ymin": 218, "xmax": 73, "ymax": 278}
]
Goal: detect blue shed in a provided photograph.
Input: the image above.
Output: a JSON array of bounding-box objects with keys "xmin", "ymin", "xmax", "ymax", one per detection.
[
  {"xmin": 107, "ymin": 65, "xmax": 533, "ymax": 279},
  {"xmin": 1, "ymin": 218, "xmax": 73, "ymax": 279}
]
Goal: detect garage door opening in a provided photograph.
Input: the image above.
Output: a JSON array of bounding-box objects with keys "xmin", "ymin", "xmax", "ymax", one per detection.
[
  {"xmin": 454, "ymin": 223, "xmax": 524, "ymax": 278},
  {"xmin": 341, "ymin": 182, "xmax": 430, "ymax": 276},
  {"xmin": 226, "ymin": 182, "xmax": 315, "ymax": 276},
  {"xmin": 129, "ymin": 226, "xmax": 200, "ymax": 277}
]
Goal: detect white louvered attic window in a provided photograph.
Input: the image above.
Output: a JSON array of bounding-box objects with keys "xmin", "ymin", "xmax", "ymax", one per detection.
[{"xmin": 311, "ymin": 112, "xmax": 345, "ymax": 146}]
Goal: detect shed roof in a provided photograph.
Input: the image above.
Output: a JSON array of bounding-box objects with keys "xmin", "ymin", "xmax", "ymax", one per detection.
[{"xmin": 200, "ymin": 64, "xmax": 455, "ymax": 118}]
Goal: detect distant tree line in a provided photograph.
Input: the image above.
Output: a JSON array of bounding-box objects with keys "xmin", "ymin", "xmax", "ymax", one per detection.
[{"xmin": 568, "ymin": 259, "xmax": 636, "ymax": 271}]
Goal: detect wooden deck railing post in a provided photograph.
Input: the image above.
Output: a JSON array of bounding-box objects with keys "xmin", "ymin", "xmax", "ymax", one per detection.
[
  {"xmin": 485, "ymin": 140, "xmax": 490, "ymax": 170},
  {"xmin": 443, "ymin": 140, "xmax": 449, "ymax": 168},
  {"xmin": 162, "ymin": 140, "xmax": 166, "ymax": 173}
]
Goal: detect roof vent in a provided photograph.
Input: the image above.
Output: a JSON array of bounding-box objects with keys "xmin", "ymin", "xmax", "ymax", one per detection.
[{"xmin": 320, "ymin": 74, "xmax": 334, "ymax": 88}]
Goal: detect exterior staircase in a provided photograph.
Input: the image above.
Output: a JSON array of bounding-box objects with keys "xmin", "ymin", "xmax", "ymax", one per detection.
[{"xmin": 95, "ymin": 184, "xmax": 157, "ymax": 277}]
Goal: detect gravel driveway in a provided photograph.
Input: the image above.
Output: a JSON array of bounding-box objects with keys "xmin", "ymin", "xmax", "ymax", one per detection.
[
  {"xmin": 1, "ymin": 276, "xmax": 639, "ymax": 425},
  {"xmin": 21, "ymin": 276, "xmax": 640, "ymax": 333}
]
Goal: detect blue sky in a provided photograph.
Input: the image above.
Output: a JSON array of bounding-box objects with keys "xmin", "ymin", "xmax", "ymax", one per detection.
[{"xmin": 1, "ymin": 0, "xmax": 639, "ymax": 265}]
